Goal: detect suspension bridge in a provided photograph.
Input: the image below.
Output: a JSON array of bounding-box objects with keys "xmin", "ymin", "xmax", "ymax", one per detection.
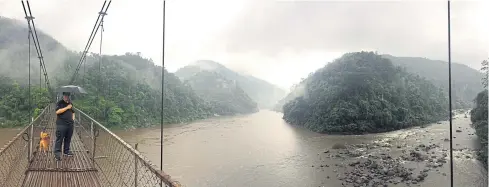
[{"xmin": 0, "ymin": 1, "xmax": 179, "ymax": 186}]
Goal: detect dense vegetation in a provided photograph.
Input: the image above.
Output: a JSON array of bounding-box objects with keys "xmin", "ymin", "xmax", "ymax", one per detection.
[
  {"xmin": 183, "ymin": 71, "xmax": 258, "ymax": 115},
  {"xmin": 0, "ymin": 76, "xmax": 50, "ymax": 127},
  {"xmin": 282, "ymin": 52, "xmax": 449, "ymax": 134},
  {"xmin": 175, "ymin": 60, "xmax": 286, "ymax": 109},
  {"xmin": 274, "ymin": 54, "xmax": 484, "ymax": 112},
  {"xmin": 0, "ymin": 17, "xmax": 212, "ymax": 128},
  {"xmin": 56, "ymin": 53, "xmax": 213, "ymax": 128},
  {"xmin": 469, "ymin": 59, "xmax": 488, "ymax": 168}
]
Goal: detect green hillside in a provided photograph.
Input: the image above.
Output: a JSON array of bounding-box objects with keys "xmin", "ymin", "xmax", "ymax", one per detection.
[{"xmin": 282, "ymin": 52, "xmax": 448, "ymax": 134}]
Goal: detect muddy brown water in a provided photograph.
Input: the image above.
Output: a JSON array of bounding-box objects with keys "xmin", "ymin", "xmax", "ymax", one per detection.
[{"xmin": 1, "ymin": 110, "xmax": 486, "ymax": 187}]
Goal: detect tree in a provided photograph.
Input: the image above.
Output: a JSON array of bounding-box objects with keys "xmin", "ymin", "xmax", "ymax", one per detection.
[
  {"xmin": 0, "ymin": 77, "xmax": 50, "ymax": 127},
  {"xmin": 469, "ymin": 58, "xmax": 488, "ymax": 169},
  {"xmin": 481, "ymin": 59, "xmax": 488, "ymax": 88}
]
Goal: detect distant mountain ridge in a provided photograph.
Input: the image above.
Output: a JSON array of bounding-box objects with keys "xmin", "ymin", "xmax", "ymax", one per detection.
[
  {"xmin": 183, "ymin": 70, "xmax": 258, "ymax": 115},
  {"xmin": 384, "ymin": 54, "xmax": 484, "ymax": 108},
  {"xmin": 175, "ymin": 60, "xmax": 286, "ymax": 109}
]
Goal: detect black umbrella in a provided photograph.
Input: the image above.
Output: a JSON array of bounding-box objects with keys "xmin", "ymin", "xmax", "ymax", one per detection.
[{"xmin": 56, "ymin": 85, "xmax": 87, "ymax": 94}]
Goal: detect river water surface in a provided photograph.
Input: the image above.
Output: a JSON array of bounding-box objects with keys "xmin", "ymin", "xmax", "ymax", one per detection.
[
  {"xmin": 115, "ymin": 110, "xmax": 487, "ymax": 187},
  {"xmin": 1, "ymin": 110, "xmax": 486, "ymax": 187}
]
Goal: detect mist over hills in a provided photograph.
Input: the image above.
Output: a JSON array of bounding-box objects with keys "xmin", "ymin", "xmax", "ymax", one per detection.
[
  {"xmin": 0, "ymin": 16, "xmax": 280, "ymax": 127},
  {"xmin": 0, "ymin": 17, "xmax": 70, "ymax": 85},
  {"xmin": 0, "ymin": 17, "xmax": 206, "ymax": 127},
  {"xmin": 183, "ymin": 70, "xmax": 258, "ymax": 115},
  {"xmin": 384, "ymin": 55, "xmax": 484, "ymax": 108},
  {"xmin": 175, "ymin": 60, "xmax": 287, "ymax": 109},
  {"xmin": 0, "ymin": 16, "xmax": 484, "ymax": 130}
]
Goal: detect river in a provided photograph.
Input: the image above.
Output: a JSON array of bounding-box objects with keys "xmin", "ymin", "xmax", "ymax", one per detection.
[{"xmin": 1, "ymin": 110, "xmax": 487, "ymax": 187}]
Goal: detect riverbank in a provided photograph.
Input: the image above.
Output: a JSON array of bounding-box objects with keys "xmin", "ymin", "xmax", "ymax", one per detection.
[{"xmin": 312, "ymin": 111, "xmax": 486, "ymax": 187}]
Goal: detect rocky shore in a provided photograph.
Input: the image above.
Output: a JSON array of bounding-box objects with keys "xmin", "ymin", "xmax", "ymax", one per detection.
[{"xmin": 312, "ymin": 113, "xmax": 484, "ymax": 187}]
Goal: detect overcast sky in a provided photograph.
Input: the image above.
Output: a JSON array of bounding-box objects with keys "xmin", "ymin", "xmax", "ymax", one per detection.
[{"xmin": 0, "ymin": 0, "xmax": 487, "ymax": 90}]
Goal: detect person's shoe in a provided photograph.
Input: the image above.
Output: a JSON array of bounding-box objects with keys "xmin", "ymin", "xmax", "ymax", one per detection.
[
  {"xmin": 55, "ymin": 155, "xmax": 61, "ymax": 161},
  {"xmin": 63, "ymin": 152, "xmax": 74, "ymax": 157}
]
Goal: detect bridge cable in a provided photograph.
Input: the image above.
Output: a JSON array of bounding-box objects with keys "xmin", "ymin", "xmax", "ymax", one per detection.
[
  {"xmin": 26, "ymin": 1, "xmax": 52, "ymax": 93},
  {"xmin": 160, "ymin": 1, "xmax": 166, "ymax": 186},
  {"xmin": 447, "ymin": 1, "xmax": 454, "ymax": 187},
  {"xmin": 28, "ymin": 17, "xmax": 32, "ymax": 122},
  {"xmin": 69, "ymin": 0, "xmax": 111, "ymax": 85},
  {"xmin": 21, "ymin": 1, "xmax": 54, "ymax": 101},
  {"xmin": 98, "ymin": 20, "xmax": 106, "ymax": 122},
  {"xmin": 71, "ymin": 0, "xmax": 108, "ymax": 84}
]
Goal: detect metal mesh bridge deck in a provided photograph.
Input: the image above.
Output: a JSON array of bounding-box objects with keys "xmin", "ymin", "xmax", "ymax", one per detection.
[{"xmin": 0, "ymin": 104, "xmax": 181, "ymax": 187}]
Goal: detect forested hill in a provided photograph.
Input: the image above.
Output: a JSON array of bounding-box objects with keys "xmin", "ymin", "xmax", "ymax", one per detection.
[
  {"xmin": 384, "ymin": 55, "xmax": 484, "ymax": 108},
  {"xmin": 56, "ymin": 55, "xmax": 213, "ymax": 128},
  {"xmin": 175, "ymin": 60, "xmax": 286, "ymax": 109},
  {"xmin": 282, "ymin": 52, "xmax": 449, "ymax": 134},
  {"xmin": 470, "ymin": 90, "xmax": 488, "ymax": 168},
  {"xmin": 183, "ymin": 71, "xmax": 258, "ymax": 115},
  {"xmin": 0, "ymin": 17, "xmax": 69, "ymax": 84},
  {"xmin": 274, "ymin": 54, "xmax": 483, "ymax": 112},
  {"xmin": 0, "ymin": 16, "xmax": 212, "ymax": 128},
  {"xmin": 469, "ymin": 59, "xmax": 488, "ymax": 169}
]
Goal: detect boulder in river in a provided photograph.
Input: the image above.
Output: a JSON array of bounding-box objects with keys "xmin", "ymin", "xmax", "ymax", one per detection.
[{"xmin": 332, "ymin": 143, "xmax": 347, "ymax": 149}]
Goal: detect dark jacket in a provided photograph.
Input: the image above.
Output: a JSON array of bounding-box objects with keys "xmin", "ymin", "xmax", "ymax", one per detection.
[{"xmin": 55, "ymin": 100, "xmax": 75, "ymax": 126}]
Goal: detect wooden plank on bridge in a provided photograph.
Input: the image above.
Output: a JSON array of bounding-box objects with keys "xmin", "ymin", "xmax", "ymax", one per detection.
[
  {"xmin": 22, "ymin": 171, "xmax": 101, "ymax": 187},
  {"xmin": 22, "ymin": 113, "xmax": 101, "ymax": 187}
]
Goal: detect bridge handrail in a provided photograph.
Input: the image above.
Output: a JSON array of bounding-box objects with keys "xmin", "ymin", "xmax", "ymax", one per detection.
[
  {"xmin": 0, "ymin": 104, "xmax": 51, "ymax": 187},
  {"xmin": 74, "ymin": 107, "xmax": 181, "ymax": 187},
  {"xmin": 0, "ymin": 104, "xmax": 51, "ymax": 157}
]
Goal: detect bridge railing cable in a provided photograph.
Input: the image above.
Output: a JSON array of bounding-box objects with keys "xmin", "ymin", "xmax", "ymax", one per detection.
[
  {"xmin": 0, "ymin": 104, "xmax": 51, "ymax": 187},
  {"xmin": 74, "ymin": 108, "xmax": 181, "ymax": 187},
  {"xmin": 69, "ymin": 0, "xmax": 111, "ymax": 85}
]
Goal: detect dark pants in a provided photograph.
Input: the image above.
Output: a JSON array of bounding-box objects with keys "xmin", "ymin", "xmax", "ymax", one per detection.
[{"xmin": 54, "ymin": 124, "xmax": 74, "ymax": 157}]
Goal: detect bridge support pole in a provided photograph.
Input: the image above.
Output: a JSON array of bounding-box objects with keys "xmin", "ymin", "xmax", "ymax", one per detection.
[
  {"xmin": 28, "ymin": 123, "xmax": 33, "ymax": 162},
  {"xmin": 134, "ymin": 143, "xmax": 139, "ymax": 187},
  {"xmin": 91, "ymin": 121, "xmax": 96, "ymax": 166},
  {"xmin": 78, "ymin": 112, "xmax": 81, "ymax": 128}
]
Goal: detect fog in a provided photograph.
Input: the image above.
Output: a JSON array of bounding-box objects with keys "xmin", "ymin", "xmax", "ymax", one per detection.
[{"xmin": 0, "ymin": 0, "xmax": 487, "ymax": 89}]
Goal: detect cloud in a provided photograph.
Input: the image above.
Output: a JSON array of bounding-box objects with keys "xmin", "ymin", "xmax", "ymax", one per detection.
[
  {"xmin": 218, "ymin": 0, "xmax": 488, "ymax": 71},
  {"xmin": 0, "ymin": 0, "xmax": 164, "ymax": 67},
  {"xmin": 0, "ymin": 0, "xmax": 487, "ymax": 89}
]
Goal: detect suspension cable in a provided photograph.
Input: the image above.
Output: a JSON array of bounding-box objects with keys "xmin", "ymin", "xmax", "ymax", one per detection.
[
  {"xmin": 26, "ymin": 1, "xmax": 49, "ymax": 89},
  {"xmin": 160, "ymin": 1, "xmax": 166, "ymax": 186},
  {"xmin": 28, "ymin": 18, "xmax": 32, "ymax": 122},
  {"xmin": 99, "ymin": 20, "xmax": 104, "ymax": 97},
  {"xmin": 69, "ymin": 0, "xmax": 111, "ymax": 85},
  {"xmin": 99, "ymin": 20, "xmax": 105, "ymax": 121},
  {"xmin": 21, "ymin": 1, "xmax": 54, "ymax": 100},
  {"xmin": 447, "ymin": 1, "xmax": 454, "ymax": 186}
]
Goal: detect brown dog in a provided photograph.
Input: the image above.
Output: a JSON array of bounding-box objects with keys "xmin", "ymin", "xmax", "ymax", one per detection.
[{"xmin": 39, "ymin": 131, "xmax": 50, "ymax": 154}]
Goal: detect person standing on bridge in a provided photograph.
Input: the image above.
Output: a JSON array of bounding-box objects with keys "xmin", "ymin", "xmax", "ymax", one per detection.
[{"xmin": 54, "ymin": 92, "xmax": 76, "ymax": 161}]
